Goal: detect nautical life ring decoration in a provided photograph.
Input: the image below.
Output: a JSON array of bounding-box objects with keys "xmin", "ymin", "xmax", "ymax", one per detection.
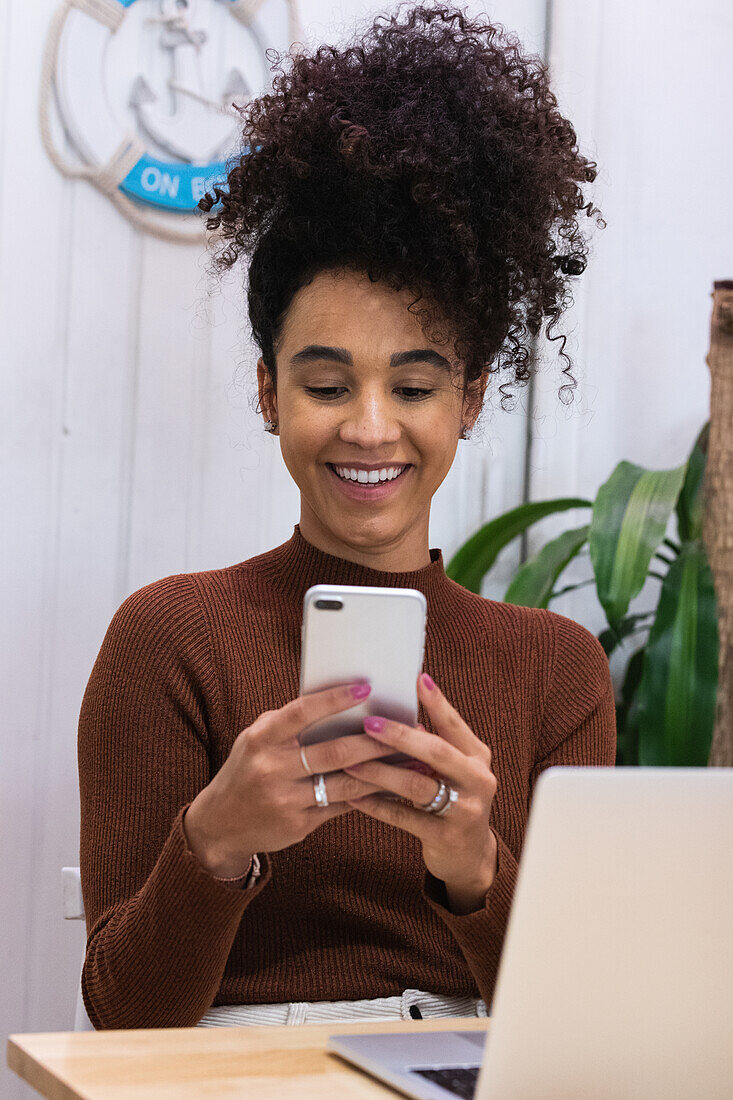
[{"xmin": 40, "ymin": 0, "xmax": 303, "ymax": 243}]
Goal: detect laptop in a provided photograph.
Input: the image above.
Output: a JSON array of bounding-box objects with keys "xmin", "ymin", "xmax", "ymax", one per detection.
[{"xmin": 327, "ymin": 766, "xmax": 733, "ymax": 1099}]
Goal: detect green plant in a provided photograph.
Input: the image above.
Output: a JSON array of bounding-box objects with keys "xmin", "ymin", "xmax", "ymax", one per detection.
[{"xmin": 446, "ymin": 424, "xmax": 718, "ymax": 766}]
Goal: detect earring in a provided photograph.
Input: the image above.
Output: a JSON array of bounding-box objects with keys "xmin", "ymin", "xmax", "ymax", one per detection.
[{"xmin": 263, "ymin": 419, "xmax": 278, "ymax": 433}]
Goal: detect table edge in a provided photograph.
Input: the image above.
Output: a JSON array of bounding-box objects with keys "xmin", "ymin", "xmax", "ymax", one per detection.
[{"xmin": 8, "ymin": 1036, "xmax": 81, "ymax": 1100}]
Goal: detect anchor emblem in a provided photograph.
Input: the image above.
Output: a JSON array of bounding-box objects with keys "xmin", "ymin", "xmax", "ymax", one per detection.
[{"xmin": 129, "ymin": 0, "xmax": 250, "ymax": 164}]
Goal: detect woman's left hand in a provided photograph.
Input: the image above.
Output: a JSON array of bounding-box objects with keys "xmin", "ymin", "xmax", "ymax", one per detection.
[{"xmin": 343, "ymin": 672, "xmax": 499, "ymax": 913}]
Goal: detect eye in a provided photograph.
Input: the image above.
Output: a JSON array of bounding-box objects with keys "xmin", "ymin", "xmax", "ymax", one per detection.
[
  {"xmin": 398, "ymin": 387, "xmax": 434, "ymax": 401},
  {"xmin": 304, "ymin": 387, "xmax": 435, "ymax": 401},
  {"xmin": 305, "ymin": 387, "xmax": 347, "ymax": 399}
]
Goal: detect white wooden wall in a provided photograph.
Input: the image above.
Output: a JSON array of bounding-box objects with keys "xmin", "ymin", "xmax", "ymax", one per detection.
[
  {"xmin": 2, "ymin": 1, "xmax": 729, "ymax": 1096},
  {"xmin": 527, "ymin": 0, "xmax": 732, "ymax": 687}
]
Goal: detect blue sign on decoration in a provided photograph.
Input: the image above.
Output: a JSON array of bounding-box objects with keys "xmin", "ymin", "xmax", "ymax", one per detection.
[
  {"xmin": 115, "ymin": 0, "xmax": 244, "ymax": 213},
  {"xmin": 120, "ymin": 154, "xmax": 228, "ymax": 213}
]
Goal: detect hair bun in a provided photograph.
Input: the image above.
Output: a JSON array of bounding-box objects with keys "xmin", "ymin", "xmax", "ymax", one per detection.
[{"xmin": 202, "ymin": 2, "xmax": 605, "ymax": 412}]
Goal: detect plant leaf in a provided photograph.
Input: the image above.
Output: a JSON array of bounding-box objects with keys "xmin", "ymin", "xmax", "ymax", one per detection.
[
  {"xmin": 675, "ymin": 422, "xmax": 709, "ymax": 542},
  {"xmin": 589, "ymin": 460, "xmax": 687, "ymax": 628},
  {"xmin": 548, "ymin": 579, "xmax": 596, "ymax": 600},
  {"xmin": 597, "ymin": 613, "xmax": 653, "ymax": 659},
  {"xmin": 615, "ymin": 646, "xmax": 645, "ymax": 766},
  {"xmin": 504, "ymin": 525, "xmax": 589, "ymax": 609},
  {"xmin": 446, "ymin": 498, "xmax": 591, "ymax": 594},
  {"xmin": 635, "ymin": 541, "xmax": 718, "ymax": 765}
]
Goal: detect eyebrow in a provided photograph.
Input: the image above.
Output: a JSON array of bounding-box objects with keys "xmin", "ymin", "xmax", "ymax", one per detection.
[{"xmin": 288, "ymin": 345, "xmax": 452, "ymax": 372}]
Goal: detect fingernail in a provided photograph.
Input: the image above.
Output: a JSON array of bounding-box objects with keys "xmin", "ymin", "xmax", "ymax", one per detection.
[
  {"xmin": 421, "ymin": 673, "xmax": 435, "ymax": 690},
  {"xmin": 350, "ymin": 681, "xmax": 371, "ymax": 699},
  {"xmin": 363, "ymin": 715, "xmax": 386, "ymax": 733}
]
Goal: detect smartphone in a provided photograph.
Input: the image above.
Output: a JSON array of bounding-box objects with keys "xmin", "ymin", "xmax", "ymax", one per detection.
[{"xmin": 299, "ymin": 583, "xmax": 427, "ymax": 769}]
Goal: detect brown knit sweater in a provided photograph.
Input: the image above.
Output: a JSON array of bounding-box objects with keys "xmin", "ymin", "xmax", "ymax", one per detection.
[{"xmin": 78, "ymin": 524, "xmax": 616, "ymax": 1030}]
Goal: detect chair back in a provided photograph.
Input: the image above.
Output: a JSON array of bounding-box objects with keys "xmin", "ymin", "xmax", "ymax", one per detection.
[{"xmin": 62, "ymin": 867, "xmax": 94, "ymax": 1031}]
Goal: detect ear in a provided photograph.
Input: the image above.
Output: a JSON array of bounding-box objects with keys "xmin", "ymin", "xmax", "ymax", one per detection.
[{"xmin": 256, "ymin": 358, "xmax": 278, "ymax": 424}]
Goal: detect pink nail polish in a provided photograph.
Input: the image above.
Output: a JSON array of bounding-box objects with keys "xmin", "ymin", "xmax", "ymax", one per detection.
[
  {"xmin": 421, "ymin": 673, "xmax": 435, "ymax": 690},
  {"xmin": 364, "ymin": 716, "xmax": 386, "ymax": 733},
  {"xmin": 350, "ymin": 682, "xmax": 371, "ymax": 699}
]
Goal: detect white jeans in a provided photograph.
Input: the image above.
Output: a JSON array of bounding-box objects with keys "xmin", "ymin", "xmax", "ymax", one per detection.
[{"xmin": 197, "ymin": 988, "xmax": 488, "ymax": 1027}]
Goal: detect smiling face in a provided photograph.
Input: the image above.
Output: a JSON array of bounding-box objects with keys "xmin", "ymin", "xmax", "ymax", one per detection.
[{"xmin": 257, "ymin": 267, "xmax": 487, "ymax": 570}]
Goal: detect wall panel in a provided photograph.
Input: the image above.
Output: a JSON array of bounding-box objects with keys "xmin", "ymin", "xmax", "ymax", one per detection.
[
  {"xmin": 2, "ymin": 1, "xmax": 83, "ymax": 1094},
  {"xmin": 23, "ymin": 176, "xmax": 142, "ymax": 1048},
  {"xmin": 528, "ymin": 0, "xmax": 731, "ymax": 692}
]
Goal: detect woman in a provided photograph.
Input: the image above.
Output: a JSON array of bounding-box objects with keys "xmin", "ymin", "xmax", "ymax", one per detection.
[{"xmin": 78, "ymin": 3, "xmax": 615, "ymax": 1030}]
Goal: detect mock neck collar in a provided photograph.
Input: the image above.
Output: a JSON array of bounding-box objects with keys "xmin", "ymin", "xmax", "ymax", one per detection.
[{"xmin": 258, "ymin": 524, "xmax": 454, "ymax": 606}]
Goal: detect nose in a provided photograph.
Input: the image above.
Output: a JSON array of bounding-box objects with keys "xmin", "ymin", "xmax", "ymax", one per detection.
[{"xmin": 337, "ymin": 391, "xmax": 402, "ymax": 449}]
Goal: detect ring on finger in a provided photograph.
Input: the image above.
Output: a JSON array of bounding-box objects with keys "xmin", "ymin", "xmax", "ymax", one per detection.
[
  {"xmin": 432, "ymin": 786, "xmax": 459, "ymax": 816},
  {"xmin": 313, "ymin": 773, "xmax": 328, "ymax": 807},
  {"xmin": 418, "ymin": 778, "xmax": 447, "ymax": 813},
  {"xmin": 299, "ymin": 744, "xmax": 313, "ymax": 776},
  {"xmin": 418, "ymin": 777, "xmax": 459, "ymax": 816}
]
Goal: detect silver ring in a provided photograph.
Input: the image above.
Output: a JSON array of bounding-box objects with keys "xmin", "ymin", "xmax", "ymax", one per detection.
[
  {"xmin": 420, "ymin": 779, "xmax": 448, "ymax": 813},
  {"xmin": 433, "ymin": 786, "xmax": 459, "ymax": 817},
  {"xmin": 299, "ymin": 744, "xmax": 312, "ymax": 776},
  {"xmin": 313, "ymin": 773, "xmax": 328, "ymax": 808}
]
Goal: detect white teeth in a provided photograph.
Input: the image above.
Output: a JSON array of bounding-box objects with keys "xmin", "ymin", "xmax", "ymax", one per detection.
[{"xmin": 333, "ymin": 465, "xmax": 406, "ymax": 483}]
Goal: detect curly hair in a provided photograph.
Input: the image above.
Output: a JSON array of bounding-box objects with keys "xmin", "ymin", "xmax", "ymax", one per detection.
[{"xmin": 199, "ymin": 1, "xmax": 605, "ymax": 415}]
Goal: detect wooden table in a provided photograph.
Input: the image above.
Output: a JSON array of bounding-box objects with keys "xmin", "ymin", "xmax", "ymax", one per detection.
[{"xmin": 8, "ymin": 1017, "xmax": 490, "ymax": 1099}]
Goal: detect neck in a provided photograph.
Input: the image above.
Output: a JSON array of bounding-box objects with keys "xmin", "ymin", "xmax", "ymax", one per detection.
[
  {"xmin": 298, "ymin": 507, "xmax": 432, "ymax": 573},
  {"xmin": 256, "ymin": 524, "xmax": 452, "ymax": 608}
]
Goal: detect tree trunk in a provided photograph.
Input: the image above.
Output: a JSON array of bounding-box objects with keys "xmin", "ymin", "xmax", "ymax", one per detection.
[{"xmin": 703, "ymin": 279, "xmax": 733, "ymax": 767}]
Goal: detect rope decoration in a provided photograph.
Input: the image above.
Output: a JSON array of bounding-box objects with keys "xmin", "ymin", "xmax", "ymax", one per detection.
[{"xmin": 39, "ymin": 0, "xmax": 303, "ymax": 244}]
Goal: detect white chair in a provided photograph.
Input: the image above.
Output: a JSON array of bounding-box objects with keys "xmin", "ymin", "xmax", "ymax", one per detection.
[{"xmin": 62, "ymin": 866, "xmax": 94, "ymax": 1031}]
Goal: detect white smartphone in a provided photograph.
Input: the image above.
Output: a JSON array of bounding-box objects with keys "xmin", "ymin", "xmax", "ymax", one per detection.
[{"xmin": 299, "ymin": 583, "xmax": 427, "ymax": 768}]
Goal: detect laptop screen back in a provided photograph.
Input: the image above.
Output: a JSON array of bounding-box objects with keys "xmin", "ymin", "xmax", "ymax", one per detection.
[{"xmin": 478, "ymin": 766, "xmax": 733, "ymax": 1100}]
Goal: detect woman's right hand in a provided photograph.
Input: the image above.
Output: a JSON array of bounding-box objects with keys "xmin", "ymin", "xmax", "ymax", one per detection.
[{"xmin": 183, "ymin": 682, "xmax": 388, "ymax": 878}]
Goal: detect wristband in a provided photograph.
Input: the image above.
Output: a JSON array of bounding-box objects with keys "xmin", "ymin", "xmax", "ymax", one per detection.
[{"xmin": 213, "ymin": 853, "xmax": 261, "ymax": 890}]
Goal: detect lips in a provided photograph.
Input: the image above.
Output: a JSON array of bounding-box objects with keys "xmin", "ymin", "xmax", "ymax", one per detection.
[
  {"xmin": 325, "ymin": 463, "xmax": 413, "ymax": 501},
  {"xmin": 328, "ymin": 464, "xmax": 409, "ymax": 486}
]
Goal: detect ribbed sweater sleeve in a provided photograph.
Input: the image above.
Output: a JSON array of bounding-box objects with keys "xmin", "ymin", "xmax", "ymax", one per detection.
[
  {"xmin": 77, "ymin": 577, "xmax": 272, "ymax": 1029},
  {"xmin": 421, "ymin": 609, "xmax": 616, "ymax": 1009}
]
